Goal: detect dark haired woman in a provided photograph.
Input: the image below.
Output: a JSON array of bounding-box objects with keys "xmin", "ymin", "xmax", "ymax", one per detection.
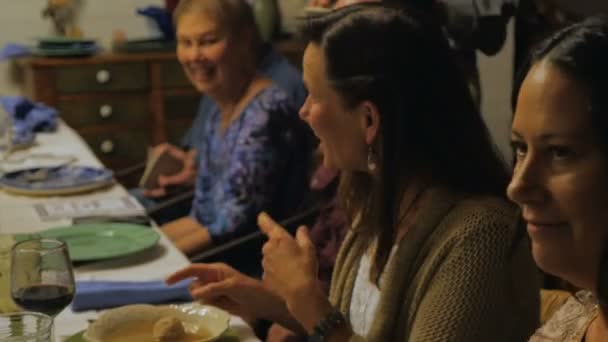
[
  {"xmin": 168, "ymin": 4, "xmax": 539, "ymax": 341},
  {"xmin": 508, "ymin": 15, "xmax": 608, "ymax": 341}
]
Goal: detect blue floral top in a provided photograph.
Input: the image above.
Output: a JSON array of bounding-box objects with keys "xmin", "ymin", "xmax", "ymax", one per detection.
[{"xmin": 191, "ymin": 84, "xmax": 311, "ymax": 241}]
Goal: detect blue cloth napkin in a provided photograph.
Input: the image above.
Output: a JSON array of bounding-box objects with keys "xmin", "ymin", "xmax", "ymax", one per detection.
[
  {"xmin": 137, "ymin": 6, "xmax": 175, "ymax": 40},
  {"xmin": 72, "ymin": 279, "xmax": 194, "ymax": 312},
  {"xmin": 0, "ymin": 43, "xmax": 31, "ymax": 61},
  {"xmin": 0, "ymin": 96, "xmax": 58, "ymax": 146}
]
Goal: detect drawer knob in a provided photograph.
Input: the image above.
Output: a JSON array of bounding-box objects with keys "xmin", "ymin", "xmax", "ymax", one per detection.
[
  {"xmin": 99, "ymin": 104, "xmax": 113, "ymax": 118},
  {"xmin": 100, "ymin": 140, "xmax": 115, "ymax": 154},
  {"xmin": 96, "ymin": 69, "xmax": 111, "ymax": 84}
]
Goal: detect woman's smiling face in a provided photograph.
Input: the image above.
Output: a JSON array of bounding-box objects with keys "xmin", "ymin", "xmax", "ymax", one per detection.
[
  {"xmin": 298, "ymin": 43, "xmax": 369, "ymax": 172},
  {"xmin": 176, "ymin": 12, "xmax": 235, "ymax": 95},
  {"xmin": 508, "ymin": 60, "xmax": 608, "ymax": 290}
]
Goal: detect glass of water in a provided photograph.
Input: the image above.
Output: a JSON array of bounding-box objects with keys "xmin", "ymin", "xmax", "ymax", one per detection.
[{"xmin": 0, "ymin": 311, "xmax": 54, "ymax": 342}]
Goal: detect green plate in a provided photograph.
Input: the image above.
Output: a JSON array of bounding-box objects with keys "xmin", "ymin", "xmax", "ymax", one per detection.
[
  {"xmin": 32, "ymin": 46, "xmax": 98, "ymax": 57},
  {"xmin": 65, "ymin": 330, "xmax": 85, "ymax": 342},
  {"xmin": 37, "ymin": 223, "xmax": 159, "ymax": 262}
]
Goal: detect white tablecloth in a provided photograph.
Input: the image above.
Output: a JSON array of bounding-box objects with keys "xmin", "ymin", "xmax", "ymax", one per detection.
[{"xmin": 0, "ymin": 121, "xmax": 260, "ymax": 341}]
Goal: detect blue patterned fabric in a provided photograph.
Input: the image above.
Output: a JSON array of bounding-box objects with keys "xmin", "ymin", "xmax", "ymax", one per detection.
[
  {"xmin": 191, "ymin": 85, "xmax": 311, "ymax": 240},
  {"xmin": 180, "ymin": 46, "xmax": 306, "ymax": 151}
]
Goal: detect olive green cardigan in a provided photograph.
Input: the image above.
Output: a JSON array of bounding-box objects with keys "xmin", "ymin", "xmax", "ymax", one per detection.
[{"xmin": 329, "ymin": 189, "xmax": 540, "ymax": 341}]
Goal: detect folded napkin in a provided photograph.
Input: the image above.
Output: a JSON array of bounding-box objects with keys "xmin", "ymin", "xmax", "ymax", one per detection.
[
  {"xmin": 0, "ymin": 43, "xmax": 30, "ymax": 61},
  {"xmin": 0, "ymin": 96, "xmax": 58, "ymax": 146},
  {"xmin": 71, "ymin": 279, "xmax": 193, "ymax": 312}
]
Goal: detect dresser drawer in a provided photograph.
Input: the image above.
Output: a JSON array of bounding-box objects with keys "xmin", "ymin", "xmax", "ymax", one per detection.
[
  {"xmin": 164, "ymin": 94, "xmax": 200, "ymax": 121},
  {"xmin": 55, "ymin": 63, "xmax": 149, "ymax": 93},
  {"xmin": 58, "ymin": 96, "xmax": 149, "ymax": 128},
  {"xmin": 81, "ymin": 131, "xmax": 150, "ymax": 163},
  {"xmin": 160, "ymin": 60, "xmax": 191, "ymax": 88}
]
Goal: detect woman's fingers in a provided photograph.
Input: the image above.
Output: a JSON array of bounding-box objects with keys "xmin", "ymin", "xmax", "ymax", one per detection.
[
  {"xmin": 188, "ymin": 278, "xmax": 205, "ymax": 291},
  {"xmin": 295, "ymin": 226, "xmax": 313, "ymax": 251},
  {"xmin": 205, "ymin": 297, "xmax": 235, "ymax": 312},
  {"xmin": 165, "ymin": 263, "xmax": 221, "ymax": 285},
  {"xmin": 258, "ymin": 212, "xmax": 289, "ymax": 239},
  {"xmin": 190, "ymin": 279, "xmax": 235, "ymax": 301},
  {"xmin": 143, "ymin": 187, "xmax": 167, "ymax": 198}
]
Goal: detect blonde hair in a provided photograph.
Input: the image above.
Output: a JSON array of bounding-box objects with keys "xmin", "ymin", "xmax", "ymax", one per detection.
[{"xmin": 173, "ymin": 0, "xmax": 261, "ymax": 45}]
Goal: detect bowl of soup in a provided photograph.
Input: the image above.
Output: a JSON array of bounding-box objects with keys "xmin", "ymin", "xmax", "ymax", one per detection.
[{"xmin": 83, "ymin": 303, "xmax": 230, "ymax": 342}]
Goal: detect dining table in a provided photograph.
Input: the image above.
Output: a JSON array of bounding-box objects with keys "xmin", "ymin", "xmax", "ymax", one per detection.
[{"xmin": 0, "ymin": 120, "xmax": 261, "ymax": 341}]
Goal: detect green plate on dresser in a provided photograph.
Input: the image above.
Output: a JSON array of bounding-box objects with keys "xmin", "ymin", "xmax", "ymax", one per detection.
[
  {"xmin": 32, "ymin": 46, "xmax": 98, "ymax": 57},
  {"xmin": 36, "ymin": 37, "xmax": 97, "ymax": 45},
  {"xmin": 35, "ymin": 223, "xmax": 159, "ymax": 262}
]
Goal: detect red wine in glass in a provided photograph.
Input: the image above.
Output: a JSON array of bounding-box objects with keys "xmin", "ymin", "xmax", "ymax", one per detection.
[
  {"xmin": 10, "ymin": 238, "xmax": 75, "ymax": 317},
  {"xmin": 12, "ymin": 284, "xmax": 74, "ymax": 317}
]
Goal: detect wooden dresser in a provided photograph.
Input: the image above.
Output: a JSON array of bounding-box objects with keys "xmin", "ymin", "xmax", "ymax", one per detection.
[{"xmin": 16, "ymin": 52, "xmax": 200, "ymax": 174}]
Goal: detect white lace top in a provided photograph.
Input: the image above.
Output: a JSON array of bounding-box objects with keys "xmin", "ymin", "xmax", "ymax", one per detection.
[
  {"xmin": 349, "ymin": 244, "xmax": 398, "ymax": 337},
  {"xmin": 530, "ymin": 291, "xmax": 598, "ymax": 342}
]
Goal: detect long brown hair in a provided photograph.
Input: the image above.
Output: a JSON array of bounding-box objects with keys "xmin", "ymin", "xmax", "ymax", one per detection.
[{"xmin": 301, "ymin": 4, "xmax": 509, "ymax": 282}]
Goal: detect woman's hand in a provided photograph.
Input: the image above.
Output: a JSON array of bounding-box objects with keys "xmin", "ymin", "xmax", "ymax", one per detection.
[
  {"xmin": 258, "ymin": 212, "xmax": 332, "ymax": 332},
  {"xmin": 309, "ymin": 0, "xmax": 333, "ymax": 8},
  {"xmin": 258, "ymin": 212, "xmax": 318, "ymax": 301},
  {"xmin": 334, "ymin": 0, "xmax": 379, "ymax": 9},
  {"xmin": 157, "ymin": 147, "xmax": 197, "ymax": 187},
  {"xmin": 266, "ymin": 323, "xmax": 303, "ymax": 342},
  {"xmin": 144, "ymin": 144, "xmax": 197, "ymax": 198},
  {"xmin": 166, "ymin": 263, "xmax": 279, "ymax": 321}
]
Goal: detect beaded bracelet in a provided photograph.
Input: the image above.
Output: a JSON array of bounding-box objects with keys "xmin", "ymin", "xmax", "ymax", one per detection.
[{"xmin": 308, "ymin": 309, "xmax": 347, "ymax": 342}]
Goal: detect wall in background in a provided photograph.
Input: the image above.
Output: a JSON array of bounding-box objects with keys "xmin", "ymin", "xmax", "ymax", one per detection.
[
  {"xmin": 0, "ymin": 2, "xmax": 516, "ymax": 163},
  {"xmin": 0, "ymin": 0, "xmax": 163, "ymax": 96},
  {"xmin": 478, "ymin": 20, "xmax": 515, "ymax": 163}
]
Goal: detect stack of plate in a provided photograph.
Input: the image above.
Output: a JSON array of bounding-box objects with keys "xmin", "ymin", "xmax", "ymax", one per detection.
[
  {"xmin": 33, "ymin": 37, "xmax": 99, "ymax": 57},
  {"xmin": 112, "ymin": 38, "xmax": 175, "ymax": 53},
  {"xmin": 0, "ymin": 165, "xmax": 113, "ymax": 196}
]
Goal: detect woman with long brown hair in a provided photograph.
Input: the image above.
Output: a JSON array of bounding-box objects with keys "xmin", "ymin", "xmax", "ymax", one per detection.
[{"xmin": 168, "ymin": 4, "xmax": 539, "ymax": 341}]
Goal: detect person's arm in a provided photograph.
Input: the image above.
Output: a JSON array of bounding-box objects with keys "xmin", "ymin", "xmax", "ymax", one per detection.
[
  {"xmin": 143, "ymin": 145, "xmax": 197, "ymax": 198},
  {"xmin": 161, "ymin": 217, "xmax": 213, "ymax": 256},
  {"xmin": 259, "ymin": 213, "xmax": 361, "ymax": 342},
  {"xmin": 284, "ymin": 278, "xmax": 357, "ymax": 341},
  {"xmin": 165, "ymin": 263, "xmax": 303, "ymax": 330},
  {"xmin": 406, "ymin": 209, "xmax": 536, "ymax": 341}
]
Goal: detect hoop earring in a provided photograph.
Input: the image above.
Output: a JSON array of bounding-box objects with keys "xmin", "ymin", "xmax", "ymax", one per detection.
[{"xmin": 367, "ymin": 145, "xmax": 377, "ymax": 172}]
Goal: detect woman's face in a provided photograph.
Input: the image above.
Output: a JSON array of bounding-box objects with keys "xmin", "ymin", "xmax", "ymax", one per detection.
[
  {"xmin": 299, "ymin": 43, "xmax": 370, "ymax": 171},
  {"xmin": 176, "ymin": 12, "xmax": 239, "ymax": 95},
  {"xmin": 507, "ymin": 61, "xmax": 608, "ymax": 290}
]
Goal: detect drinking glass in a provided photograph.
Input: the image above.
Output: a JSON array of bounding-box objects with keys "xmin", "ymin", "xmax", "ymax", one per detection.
[
  {"xmin": 10, "ymin": 239, "xmax": 75, "ymax": 317},
  {"xmin": 0, "ymin": 312, "xmax": 53, "ymax": 342}
]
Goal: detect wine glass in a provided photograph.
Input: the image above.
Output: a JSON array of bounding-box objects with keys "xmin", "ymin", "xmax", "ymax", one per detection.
[{"xmin": 10, "ymin": 239, "xmax": 75, "ymax": 318}]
